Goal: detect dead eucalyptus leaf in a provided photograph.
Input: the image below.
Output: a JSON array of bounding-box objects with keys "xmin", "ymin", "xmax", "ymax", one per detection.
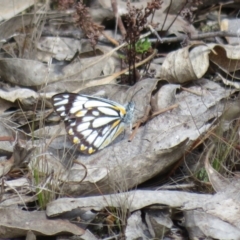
[
  {"xmin": 26, "ymin": 230, "xmax": 36, "ymax": 240},
  {"xmin": 12, "ymin": 139, "xmax": 35, "ymax": 167},
  {"xmin": 0, "ymin": 155, "xmax": 14, "ymax": 178},
  {"xmin": 0, "ymin": 2, "xmax": 34, "ymax": 22},
  {"xmin": 151, "ymin": 82, "xmax": 180, "ymax": 111},
  {"xmin": 0, "ymin": 88, "xmax": 39, "ymax": 105},
  {"xmin": 125, "ymin": 211, "xmax": 148, "ymax": 240},
  {"xmin": 37, "ymin": 37, "xmax": 83, "ymax": 62},
  {"xmin": 221, "ymin": 18, "xmax": 240, "ymax": 45},
  {"xmin": 184, "ymin": 184, "xmax": 240, "ymax": 239},
  {"xmin": 209, "ymin": 44, "xmax": 240, "ymax": 80},
  {"xmin": 145, "ymin": 209, "xmax": 173, "ymax": 238},
  {"xmin": 0, "ymin": 138, "xmax": 34, "ymax": 178},
  {"xmin": 46, "ymin": 190, "xmax": 211, "ymax": 217},
  {"xmin": 0, "ymin": 208, "xmax": 84, "ymax": 238},
  {"xmin": 161, "ymin": 43, "xmax": 240, "ymax": 84},
  {"xmin": 185, "ymin": 210, "xmax": 240, "ymax": 240},
  {"xmin": 160, "ymin": 44, "xmax": 210, "ymax": 83},
  {"xmin": 0, "ymin": 55, "xmax": 112, "ymax": 88},
  {"xmin": 0, "ymin": 58, "xmax": 48, "ymax": 86},
  {"xmin": 0, "ymin": 122, "xmax": 14, "ymax": 154},
  {"xmin": 0, "ymin": 13, "xmax": 33, "ymax": 40},
  {"xmin": 217, "ymin": 98, "xmax": 240, "ymax": 132},
  {"xmin": 80, "ymin": 229, "xmax": 98, "ymax": 240},
  {"xmin": 54, "ymin": 78, "xmax": 235, "ymax": 196},
  {"xmin": 0, "ymin": 194, "xmax": 36, "ymax": 207},
  {"xmin": 62, "ymin": 138, "xmax": 189, "ymax": 196},
  {"xmin": 0, "ymin": 177, "xmax": 35, "ymax": 207},
  {"xmin": 184, "ymin": 147, "xmax": 240, "ymax": 239},
  {"xmin": 0, "ymin": 12, "xmax": 72, "ymax": 47}
]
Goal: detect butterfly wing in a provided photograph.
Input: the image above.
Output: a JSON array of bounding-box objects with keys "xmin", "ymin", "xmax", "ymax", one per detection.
[{"xmin": 52, "ymin": 93, "xmax": 127, "ymax": 154}]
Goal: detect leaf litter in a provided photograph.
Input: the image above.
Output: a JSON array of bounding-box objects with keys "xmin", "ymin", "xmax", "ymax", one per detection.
[{"xmin": 0, "ymin": 0, "xmax": 240, "ymax": 239}]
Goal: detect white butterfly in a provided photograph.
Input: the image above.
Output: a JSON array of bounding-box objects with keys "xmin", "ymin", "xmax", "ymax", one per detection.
[{"xmin": 52, "ymin": 93, "xmax": 134, "ymax": 154}]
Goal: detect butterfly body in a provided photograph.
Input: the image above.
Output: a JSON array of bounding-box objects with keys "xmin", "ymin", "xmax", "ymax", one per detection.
[{"xmin": 52, "ymin": 93, "xmax": 134, "ymax": 154}]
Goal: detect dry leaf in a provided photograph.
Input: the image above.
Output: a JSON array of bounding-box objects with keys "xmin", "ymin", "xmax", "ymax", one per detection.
[
  {"xmin": 160, "ymin": 44, "xmax": 210, "ymax": 83},
  {"xmin": 46, "ymin": 190, "xmax": 211, "ymax": 217},
  {"xmin": 125, "ymin": 211, "xmax": 148, "ymax": 240},
  {"xmin": 0, "ymin": 0, "xmax": 34, "ymax": 21},
  {"xmin": 51, "ymin": 78, "xmax": 236, "ymax": 196},
  {"xmin": 0, "ymin": 208, "xmax": 84, "ymax": 238}
]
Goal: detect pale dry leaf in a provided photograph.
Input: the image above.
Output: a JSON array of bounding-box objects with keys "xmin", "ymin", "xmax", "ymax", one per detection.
[
  {"xmin": 80, "ymin": 229, "xmax": 98, "ymax": 240},
  {"xmin": 37, "ymin": 37, "xmax": 83, "ymax": 62},
  {"xmin": 0, "ymin": 208, "xmax": 84, "ymax": 238},
  {"xmin": 0, "ymin": 0, "xmax": 34, "ymax": 21},
  {"xmin": 205, "ymin": 196, "xmax": 240, "ymax": 228},
  {"xmin": 217, "ymin": 99, "xmax": 240, "ymax": 132},
  {"xmin": 46, "ymin": 190, "xmax": 211, "ymax": 217},
  {"xmin": 0, "ymin": 88, "xmax": 39, "ymax": 104},
  {"xmin": 0, "ymin": 55, "xmax": 112, "ymax": 88},
  {"xmin": 2, "ymin": 177, "xmax": 30, "ymax": 191},
  {"xmin": 205, "ymin": 200, "xmax": 240, "ymax": 232},
  {"xmin": 0, "ymin": 155, "xmax": 14, "ymax": 178},
  {"xmin": 25, "ymin": 230, "xmax": 36, "ymax": 240},
  {"xmin": 0, "ymin": 193, "xmax": 37, "ymax": 207},
  {"xmin": 0, "ymin": 12, "xmax": 72, "ymax": 42},
  {"xmin": 62, "ymin": 139, "xmax": 189, "ymax": 196},
  {"xmin": 221, "ymin": 18, "xmax": 240, "ymax": 45},
  {"xmin": 0, "ymin": 59, "xmax": 48, "ymax": 86},
  {"xmin": 12, "ymin": 139, "xmax": 35, "ymax": 167},
  {"xmin": 209, "ymin": 44, "xmax": 240, "ymax": 79},
  {"xmin": 185, "ymin": 210, "xmax": 240, "ymax": 240},
  {"xmin": 145, "ymin": 209, "xmax": 173, "ymax": 238},
  {"xmin": 160, "ymin": 44, "xmax": 210, "ymax": 83},
  {"xmin": 0, "ymin": 140, "xmax": 34, "ymax": 177},
  {"xmin": 219, "ymin": 77, "xmax": 240, "ymax": 89},
  {"xmin": 0, "ymin": 122, "xmax": 15, "ymax": 153},
  {"xmin": 0, "ymin": 13, "xmax": 45, "ymax": 53},
  {"xmin": 56, "ymin": 78, "xmax": 235, "ymax": 196},
  {"xmin": 161, "ymin": 44, "xmax": 240, "ymax": 84},
  {"xmin": 190, "ymin": 45, "xmax": 211, "ymax": 78},
  {"xmin": 125, "ymin": 211, "xmax": 148, "ymax": 240},
  {"xmin": 151, "ymin": 83, "xmax": 180, "ymax": 111},
  {"xmin": 184, "ymin": 170, "xmax": 240, "ymax": 239}
]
